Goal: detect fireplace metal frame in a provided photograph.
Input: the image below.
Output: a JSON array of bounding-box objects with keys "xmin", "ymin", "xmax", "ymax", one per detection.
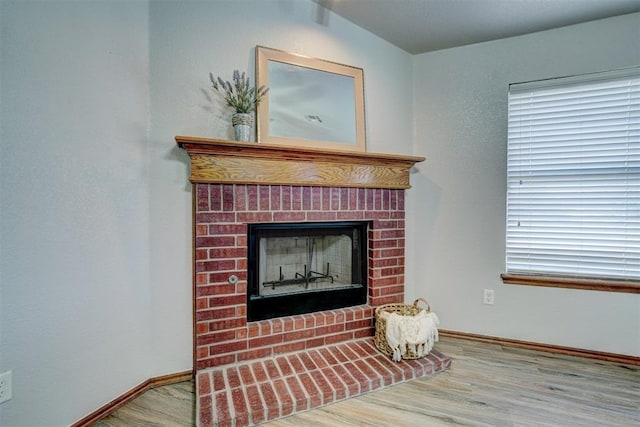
[{"xmin": 247, "ymin": 221, "xmax": 369, "ymax": 321}]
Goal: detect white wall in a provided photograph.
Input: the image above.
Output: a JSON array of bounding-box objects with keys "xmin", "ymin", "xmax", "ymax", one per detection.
[
  {"xmin": 408, "ymin": 13, "xmax": 640, "ymax": 356},
  {"xmin": 0, "ymin": 1, "xmax": 152, "ymax": 425},
  {"xmin": 148, "ymin": 0, "xmax": 413, "ymax": 150},
  {"xmin": 0, "ymin": 1, "xmax": 152, "ymax": 426},
  {"xmin": 0, "ymin": 0, "xmax": 413, "ymax": 425}
]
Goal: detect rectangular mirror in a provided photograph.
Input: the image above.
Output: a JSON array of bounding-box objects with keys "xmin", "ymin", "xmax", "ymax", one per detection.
[{"xmin": 256, "ymin": 46, "xmax": 366, "ymax": 152}]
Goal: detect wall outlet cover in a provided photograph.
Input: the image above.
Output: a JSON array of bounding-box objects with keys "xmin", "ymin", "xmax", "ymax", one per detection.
[
  {"xmin": 0, "ymin": 370, "xmax": 12, "ymax": 404},
  {"xmin": 483, "ymin": 289, "xmax": 495, "ymax": 305}
]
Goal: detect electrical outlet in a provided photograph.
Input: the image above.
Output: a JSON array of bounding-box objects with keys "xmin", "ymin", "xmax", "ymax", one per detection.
[
  {"xmin": 483, "ymin": 289, "xmax": 495, "ymax": 305},
  {"xmin": 0, "ymin": 371, "xmax": 12, "ymax": 404}
]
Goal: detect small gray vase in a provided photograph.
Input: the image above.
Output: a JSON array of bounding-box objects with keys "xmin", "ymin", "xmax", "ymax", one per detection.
[{"xmin": 232, "ymin": 113, "xmax": 253, "ymax": 142}]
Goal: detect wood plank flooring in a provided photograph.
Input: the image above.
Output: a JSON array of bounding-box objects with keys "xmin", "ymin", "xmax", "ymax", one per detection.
[{"xmin": 93, "ymin": 337, "xmax": 639, "ymax": 426}]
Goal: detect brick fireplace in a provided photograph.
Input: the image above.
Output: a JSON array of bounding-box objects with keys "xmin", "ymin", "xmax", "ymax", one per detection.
[
  {"xmin": 177, "ymin": 136, "xmax": 426, "ymax": 371},
  {"xmin": 177, "ymin": 137, "xmax": 450, "ymax": 426},
  {"xmin": 194, "ymin": 182, "xmax": 407, "ymax": 370}
]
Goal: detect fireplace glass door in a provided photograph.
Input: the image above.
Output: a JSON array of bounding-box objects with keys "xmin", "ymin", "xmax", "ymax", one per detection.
[{"xmin": 247, "ymin": 221, "xmax": 368, "ymax": 321}]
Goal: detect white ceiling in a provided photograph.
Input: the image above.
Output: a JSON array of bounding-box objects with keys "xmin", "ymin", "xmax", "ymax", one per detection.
[{"xmin": 314, "ymin": 0, "xmax": 640, "ymax": 54}]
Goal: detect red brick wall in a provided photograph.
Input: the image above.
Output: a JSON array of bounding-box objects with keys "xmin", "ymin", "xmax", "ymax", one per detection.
[{"xmin": 194, "ymin": 184, "xmax": 406, "ymax": 371}]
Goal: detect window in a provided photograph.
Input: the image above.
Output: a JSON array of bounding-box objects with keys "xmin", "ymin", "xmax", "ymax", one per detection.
[{"xmin": 505, "ymin": 67, "xmax": 640, "ymax": 291}]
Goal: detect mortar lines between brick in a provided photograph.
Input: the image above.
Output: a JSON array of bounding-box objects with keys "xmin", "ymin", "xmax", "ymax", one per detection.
[
  {"xmin": 201, "ymin": 345, "xmax": 447, "ymax": 425},
  {"xmin": 222, "ymin": 367, "xmax": 237, "ymax": 424}
]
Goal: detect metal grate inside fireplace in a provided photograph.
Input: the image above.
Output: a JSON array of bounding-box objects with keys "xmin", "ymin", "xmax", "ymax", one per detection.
[{"xmin": 247, "ymin": 221, "xmax": 368, "ymax": 321}]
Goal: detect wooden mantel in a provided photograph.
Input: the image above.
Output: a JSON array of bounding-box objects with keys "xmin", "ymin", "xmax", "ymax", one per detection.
[{"xmin": 175, "ymin": 136, "xmax": 425, "ymax": 189}]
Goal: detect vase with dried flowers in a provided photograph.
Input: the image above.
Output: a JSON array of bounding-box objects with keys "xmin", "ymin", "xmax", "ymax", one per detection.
[{"xmin": 209, "ymin": 70, "xmax": 268, "ymax": 142}]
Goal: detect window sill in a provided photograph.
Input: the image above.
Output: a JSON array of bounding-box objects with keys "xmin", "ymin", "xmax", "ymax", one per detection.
[{"xmin": 501, "ymin": 274, "xmax": 640, "ymax": 294}]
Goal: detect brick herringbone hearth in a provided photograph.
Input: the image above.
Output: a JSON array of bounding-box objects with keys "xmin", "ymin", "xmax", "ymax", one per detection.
[{"xmin": 196, "ymin": 337, "xmax": 451, "ymax": 427}]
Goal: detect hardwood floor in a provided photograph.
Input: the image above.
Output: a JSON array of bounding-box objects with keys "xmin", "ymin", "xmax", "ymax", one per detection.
[
  {"xmin": 93, "ymin": 381, "xmax": 195, "ymax": 427},
  {"xmin": 93, "ymin": 336, "xmax": 639, "ymax": 426}
]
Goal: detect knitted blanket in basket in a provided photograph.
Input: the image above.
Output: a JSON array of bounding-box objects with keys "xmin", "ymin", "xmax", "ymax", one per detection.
[{"xmin": 381, "ymin": 310, "xmax": 440, "ymax": 362}]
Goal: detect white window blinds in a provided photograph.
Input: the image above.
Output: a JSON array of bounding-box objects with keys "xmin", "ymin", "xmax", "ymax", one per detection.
[{"xmin": 506, "ymin": 67, "xmax": 640, "ymax": 281}]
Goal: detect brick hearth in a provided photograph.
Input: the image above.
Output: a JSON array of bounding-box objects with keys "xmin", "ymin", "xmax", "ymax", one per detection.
[{"xmin": 197, "ymin": 337, "xmax": 450, "ymax": 427}]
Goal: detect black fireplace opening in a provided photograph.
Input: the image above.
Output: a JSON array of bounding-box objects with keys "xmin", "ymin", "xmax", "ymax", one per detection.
[{"xmin": 247, "ymin": 221, "xmax": 368, "ymax": 321}]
